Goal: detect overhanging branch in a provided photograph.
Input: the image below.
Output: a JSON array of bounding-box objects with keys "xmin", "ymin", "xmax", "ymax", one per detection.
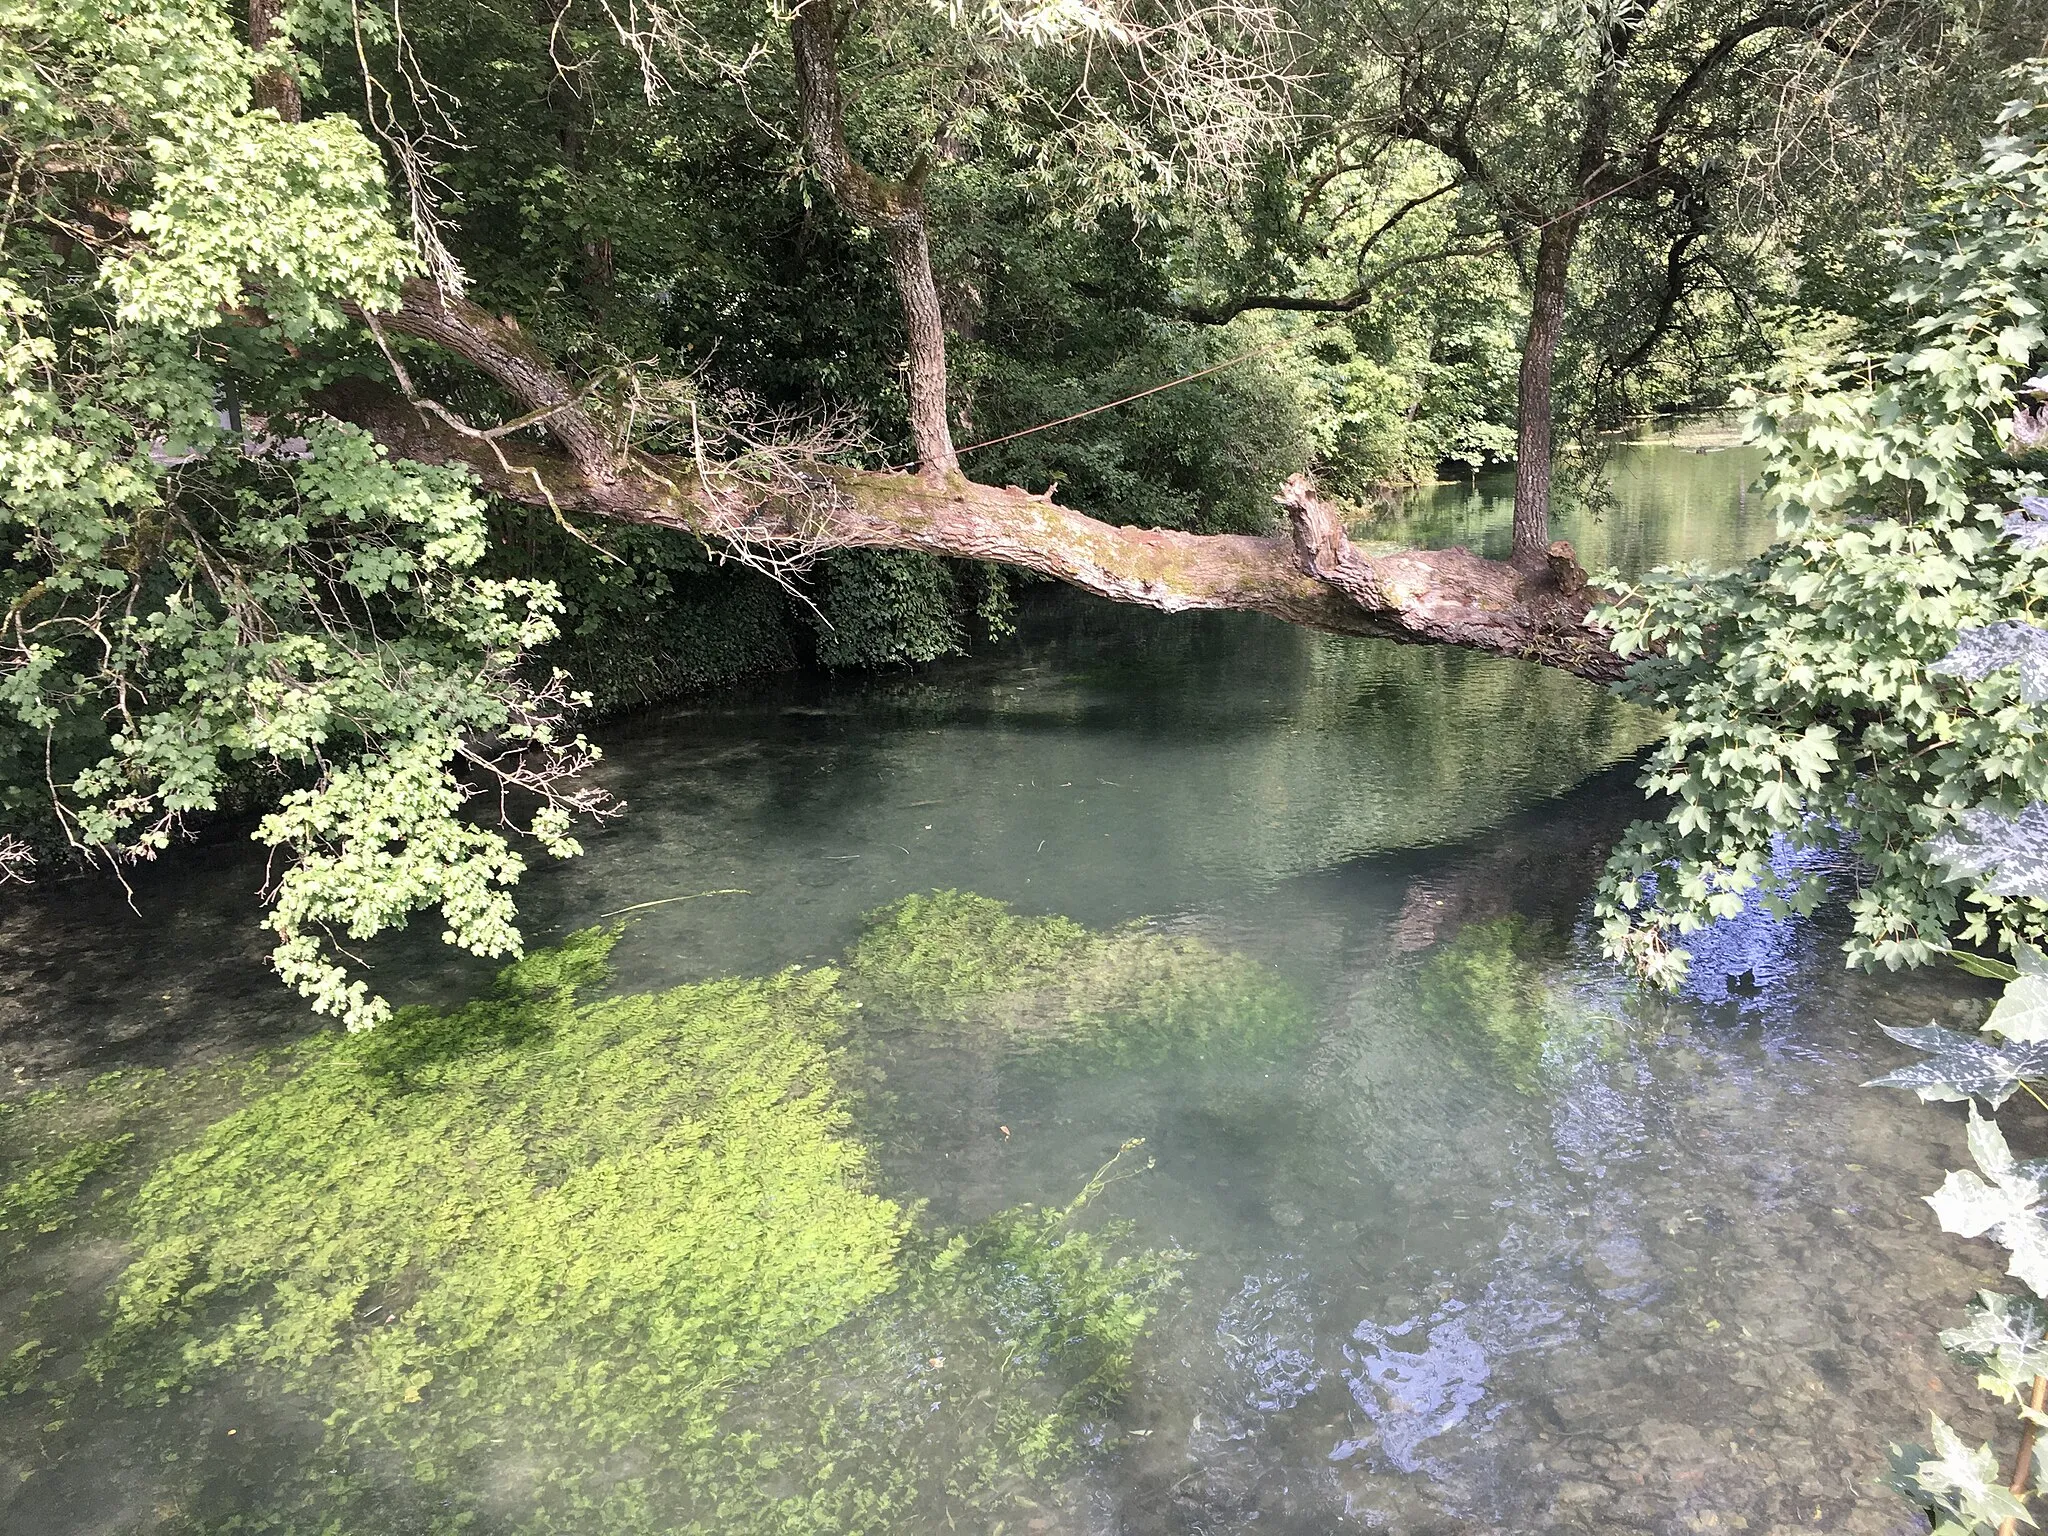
[
  {"xmin": 345, "ymin": 380, "xmax": 1626, "ymax": 678},
  {"xmin": 337, "ymin": 279, "xmax": 1628, "ymax": 683}
]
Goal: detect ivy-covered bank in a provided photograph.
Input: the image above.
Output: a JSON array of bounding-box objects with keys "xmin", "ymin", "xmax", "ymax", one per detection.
[
  {"xmin": 0, "ymin": 895, "xmax": 1312, "ymax": 1533},
  {"xmin": 487, "ymin": 508, "xmax": 1026, "ymax": 719}
]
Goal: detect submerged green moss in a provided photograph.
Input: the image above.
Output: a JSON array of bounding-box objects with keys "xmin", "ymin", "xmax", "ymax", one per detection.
[
  {"xmin": 703, "ymin": 1148, "xmax": 1182, "ymax": 1532},
  {"xmin": 846, "ymin": 889, "xmax": 1098, "ymax": 1002},
  {"xmin": 94, "ymin": 930, "xmax": 904, "ymax": 1525},
  {"xmin": 14, "ymin": 920, "xmax": 1182, "ymax": 1533},
  {"xmin": 0, "ymin": 1133, "xmax": 130, "ymax": 1235},
  {"xmin": 1413, "ymin": 918, "xmax": 1620, "ymax": 1092},
  {"xmin": 847, "ymin": 890, "xmax": 1311, "ymax": 1071},
  {"xmin": 0, "ymin": 1067, "xmax": 239, "ymax": 1247}
]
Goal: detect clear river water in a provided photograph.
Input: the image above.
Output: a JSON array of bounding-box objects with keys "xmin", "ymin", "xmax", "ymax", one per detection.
[{"xmin": 0, "ymin": 430, "xmax": 2007, "ymax": 1536}]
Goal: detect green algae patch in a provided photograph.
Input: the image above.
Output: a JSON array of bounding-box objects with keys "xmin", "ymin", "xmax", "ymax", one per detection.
[
  {"xmin": 95, "ymin": 929, "xmax": 905, "ymax": 1504},
  {"xmin": 31, "ymin": 926, "xmax": 1181, "ymax": 1533},
  {"xmin": 0, "ymin": 1066, "xmax": 257, "ymax": 1249},
  {"xmin": 2, "ymin": 1064, "xmax": 273, "ymax": 1461},
  {"xmin": 846, "ymin": 889, "xmax": 1098, "ymax": 1003},
  {"xmin": 1414, "ymin": 918, "xmax": 1621, "ymax": 1092},
  {"xmin": 0, "ymin": 1133, "xmax": 131, "ymax": 1236},
  {"xmin": 700, "ymin": 1145, "xmax": 1183, "ymax": 1533},
  {"xmin": 847, "ymin": 890, "xmax": 1311, "ymax": 1071}
]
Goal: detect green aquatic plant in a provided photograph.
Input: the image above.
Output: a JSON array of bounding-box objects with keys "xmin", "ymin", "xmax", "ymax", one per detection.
[
  {"xmin": 699, "ymin": 1144, "xmax": 1183, "ymax": 1532},
  {"xmin": 95, "ymin": 929, "xmax": 905, "ymax": 1517},
  {"xmin": 0, "ymin": 1067, "xmax": 244, "ymax": 1250},
  {"xmin": 1, "ymin": 1065, "xmax": 267, "ymax": 1452},
  {"xmin": 846, "ymin": 890, "xmax": 1311, "ymax": 1071},
  {"xmin": 846, "ymin": 889, "xmax": 1098, "ymax": 1003},
  {"xmin": 0, "ymin": 1134, "xmax": 130, "ymax": 1236},
  {"xmin": 1413, "ymin": 918, "xmax": 1618, "ymax": 1093},
  {"xmin": 12, "ymin": 925, "xmax": 1182, "ymax": 1533}
]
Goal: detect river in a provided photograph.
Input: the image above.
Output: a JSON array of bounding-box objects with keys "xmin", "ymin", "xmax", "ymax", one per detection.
[{"xmin": 0, "ymin": 432, "xmax": 1998, "ymax": 1535}]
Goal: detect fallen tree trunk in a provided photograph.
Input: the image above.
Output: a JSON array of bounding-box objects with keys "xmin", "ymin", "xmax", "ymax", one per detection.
[
  {"xmin": 331, "ymin": 404, "xmax": 1622, "ymax": 682},
  {"xmin": 331, "ymin": 282, "xmax": 1628, "ymax": 683}
]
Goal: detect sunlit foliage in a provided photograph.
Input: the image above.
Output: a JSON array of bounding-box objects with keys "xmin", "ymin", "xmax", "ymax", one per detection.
[
  {"xmin": 1, "ymin": 0, "xmax": 615, "ymax": 1026},
  {"xmin": 1594, "ymin": 83, "xmax": 2048, "ymax": 984}
]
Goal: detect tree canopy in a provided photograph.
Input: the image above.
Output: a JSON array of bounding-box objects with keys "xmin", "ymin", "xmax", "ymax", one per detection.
[{"xmin": 3, "ymin": 0, "xmax": 2046, "ymax": 1019}]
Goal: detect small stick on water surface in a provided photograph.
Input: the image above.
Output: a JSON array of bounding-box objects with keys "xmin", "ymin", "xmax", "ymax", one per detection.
[
  {"xmin": 1999, "ymin": 1373, "xmax": 2048, "ymax": 1536},
  {"xmin": 598, "ymin": 888, "xmax": 750, "ymax": 918}
]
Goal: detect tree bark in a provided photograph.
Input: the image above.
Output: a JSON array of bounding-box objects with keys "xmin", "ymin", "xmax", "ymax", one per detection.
[
  {"xmin": 883, "ymin": 218, "xmax": 957, "ymax": 478},
  {"xmin": 248, "ymin": 0, "xmax": 302, "ymax": 123},
  {"xmin": 1511, "ymin": 218, "xmax": 1577, "ymax": 565},
  {"xmin": 330, "ymin": 281, "xmax": 1625, "ymax": 683},
  {"xmin": 788, "ymin": 0, "xmax": 959, "ymax": 477}
]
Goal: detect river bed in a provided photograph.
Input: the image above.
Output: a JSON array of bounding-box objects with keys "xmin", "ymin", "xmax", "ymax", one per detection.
[{"xmin": 0, "ymin": 439, "xmax": 2000, "ymax": 1535}]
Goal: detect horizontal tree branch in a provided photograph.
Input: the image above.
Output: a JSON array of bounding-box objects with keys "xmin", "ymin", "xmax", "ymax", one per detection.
[
  {"xmin": 1170, "ymin": 239, "xmax": 1496, "ymax": 325},
  {"xmin": 333, "ymin": 281, "xmax": 1630, "ymax": 683}
]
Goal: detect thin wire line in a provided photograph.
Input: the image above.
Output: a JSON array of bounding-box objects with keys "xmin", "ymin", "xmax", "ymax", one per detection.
[{"xmin": 920, "ymin": 337, "xmax": 1306, "ymax": 467}]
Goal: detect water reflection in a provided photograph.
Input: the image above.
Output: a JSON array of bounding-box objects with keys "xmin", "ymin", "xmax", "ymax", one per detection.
[
  {"xmin": 1375, "ymin": 421, "xmax": 1770, "ymax": 577},
  {"xmin": 0, "ymin": 440, "xmax": 2008, "ymax": 1535},
  {"xmin": 1339, "ymin": 1300, "xmax": 1501, "ymax": 1476}
]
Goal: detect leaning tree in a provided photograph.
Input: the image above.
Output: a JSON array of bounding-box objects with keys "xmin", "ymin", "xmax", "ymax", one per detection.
[
  {"xmin": 0, "ymin": 0, "xmax": 2038, "ymax": 1021},
  {"xmin": 1164, "ymin": 0, "xmax": 2018, "ymax": 561}
]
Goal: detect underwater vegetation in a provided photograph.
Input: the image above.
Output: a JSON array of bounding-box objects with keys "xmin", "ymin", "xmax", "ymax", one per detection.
[
  {"xmin": 0, "ymin": 893, "xmax": 1302, "ymax": 1532},
  {"xmin": 1412, "ymin": 917, "xmax": 1623, "ymax": 1093},
  {"xmin": 846, "ymin": 889, "xmax": 1313, "ymax": 1072}
]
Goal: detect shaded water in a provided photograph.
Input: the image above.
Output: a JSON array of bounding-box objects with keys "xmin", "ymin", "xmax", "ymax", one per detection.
[{"xmin": 0, "ymin": 443, "xmax": 2005, "ymax": 1535}]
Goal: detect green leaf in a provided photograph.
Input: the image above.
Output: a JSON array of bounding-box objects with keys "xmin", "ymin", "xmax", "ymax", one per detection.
[
  {"xmin": 1868, "ymin": 1024, "xmax": 2048, "ymax": 1109},
  {"xmin": 1989, "ymin": 976, "xmax": 2048, "ymax": 1046},
  {"xmin": 1957, "ymin": 953, "xmax": 2024, "ymax": 983},
  {"xmin": 1942, "ymin": 1291, "xmax": 2048, "ymax": 1407},
  {"xmin": 1927, "ymin": 1108, "xmax": 2048, "ymax": 1297},
  {"xmin": 1888, "ymin": 1415, "xmax": 2035, "ymax": 1531}
]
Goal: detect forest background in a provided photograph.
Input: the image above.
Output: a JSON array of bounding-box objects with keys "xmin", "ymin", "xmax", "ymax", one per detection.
[{"xmin": 7, "ymin": 0, "xmax": 2048, "ymax": 1022}]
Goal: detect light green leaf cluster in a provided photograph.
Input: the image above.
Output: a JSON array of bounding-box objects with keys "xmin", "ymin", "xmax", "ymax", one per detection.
[
  {"xmin": 1927, "ymin": 1106, "xmax": 2048, "ymax": 1297},
  {"xmin": 1866, "ymin": 1020, "xmax": 2048, "ymax": 1109},
  {"xmin": 1882, "ymin": 959, "xmax": 2048, "ymax": 1529},
  {"xmin": 1887, "ymin": 1414, "xmax": 2037, "ymax": 1536},
  {"xmin": 1942, "ymin": 1292, "xmax": 2048, "ymax": 1415},
  {"xmin": 5, "ymin": 0, "xmax": 412, "ymax": 328},
  {"xmin": 1, "ymin": 0, "xmax": 610, "ymax": 1027},
  {"xmin": 1989, "ymin": 943, "xmax": 2048, "ymax": 1041},
  {"xmin": 1592, "ymin": 77, "xmax": 2048, "ymax": 985},
  {"xmin": 1682, "ymin": 88, "xmax": 2048, "ymax": 1515},
  {"xmin": 933, "ymin": 0, "xmax": 1131, "ymax": 46}
]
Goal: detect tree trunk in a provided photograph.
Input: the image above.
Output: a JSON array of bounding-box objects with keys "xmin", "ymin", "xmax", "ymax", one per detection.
[
  {"xmin": 1512, "ymin": 218, "xmax": 1576, "ymax": 566},
  {"xmin": 884, "ymin": 219, "xmax": 959, "ymax": 477},
  {"xmin": 330, "ymin": 282, "xmax": 1623, "ymax": 682},
  {"xmin": 248, "ymin": 0, "xmax": 302, "ymax": 123},
  {"xmin": 788, "ymin": 0, "xmax": 959, "ymax": 477}
]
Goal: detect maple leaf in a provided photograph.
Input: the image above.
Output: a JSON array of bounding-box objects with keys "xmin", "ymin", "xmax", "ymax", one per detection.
[
  {"xmin": 1988, "ymin": 950, "xmax": 2048, "ymax": 1045},
  {"xmin": 1927, "ymin": 1108, "xmax": 2048, "ymax": 1298},
  {"xmin": 1933, "ymin": 621, "xmax": 2048, "ymax": 705},
  {"xmin": 1868, "ymin": 1024, "xmax": 2048, "ymax": 1109},
  {"xmin": 1943, "ymin": 1291, "xmax": 2048, "ymax": 1413},
  {"xmin": 1929, "ymin": 805, "xmax": 2048, "ymax": 901},
  {"xmin": 1887, "ymin": 1414, "xmax": 2036, "ymax": 1533}
]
